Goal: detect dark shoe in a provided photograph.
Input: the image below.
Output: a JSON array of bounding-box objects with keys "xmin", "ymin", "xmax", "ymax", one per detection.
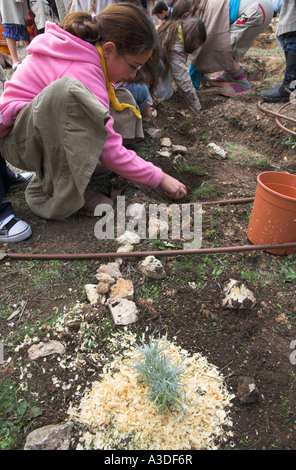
[
  {"xmin": 0, "ymin": 217, "xmax": 32, "ymax": 243},
  {"xmin": 9, "ymin": 172, "xmax": 33, "ymax": 189},
  {"xmin": 261, "ymin": 52, "xmax": 296, "ymax": 103},
  {"xmin": 261, "ymin": 84, "xmax": 290, "ymax": 102}
]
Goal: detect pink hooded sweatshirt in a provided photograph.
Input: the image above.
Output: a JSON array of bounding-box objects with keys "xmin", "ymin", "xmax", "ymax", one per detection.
[{"xmin": 0, "ymin": 21, "xmax": 163, "ymax": 188}]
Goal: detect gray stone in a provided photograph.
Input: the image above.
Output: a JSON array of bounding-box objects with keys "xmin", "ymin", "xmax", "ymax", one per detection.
[
  {"xmin": 24, "ymin": 422, "xmax": 73, "ymax": 450},
  {"xmin": 28, "ymin": 341, "xmax": 66, "ymax": 360},
  {"xmin": 138, "ymin": 255, "xmax": 166, "ymax": 279}
]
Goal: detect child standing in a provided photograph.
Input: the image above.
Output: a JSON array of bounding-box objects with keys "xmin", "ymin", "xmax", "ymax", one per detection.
[{"xmin": 0, "ymin": 0, "xmax": 29, "ymax": 69}]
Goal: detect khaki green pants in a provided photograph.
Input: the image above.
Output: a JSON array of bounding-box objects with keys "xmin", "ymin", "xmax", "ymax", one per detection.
[{"xmin": 0, "ymin": 77, "xmax": 111, "ymax": 219}]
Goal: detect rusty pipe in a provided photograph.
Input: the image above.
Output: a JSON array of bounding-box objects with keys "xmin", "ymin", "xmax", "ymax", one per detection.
[{"xmin": 5, "ymin": 242, "xmax": 296, "ymax": 260}]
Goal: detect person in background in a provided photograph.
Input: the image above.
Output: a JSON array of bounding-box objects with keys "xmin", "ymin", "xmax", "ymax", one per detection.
[
  {"xmin": 0, "ymin": 0, "xmax": 29, "ymax": 70},
  {"xmin": 272, "ymin": 0, "xmax": 283, "ymax": 13},
  {"xmin": 155, "ymin": 10, "xmax": 206, "ymax": 112},
  {"xmin": 66, "ymin": 0, "xmax": 121, "ymax": 14},
  {"xmin": 152, "ymin": 1, "xmax": 173, "ymax": 21},
  {"xmin": 52, "ymin": 0, "xmax": 68, "ymax": 20},
  {"xmin": 29, "ymin": 0, "xmax": 53, "ymax": 34},
  {"xmin": 261, "ymin": 0, "xmax": 296, "ymax": 102},
  {"xmin": 0, "ymin": 4, "xmax": 186, "ymax": 222},
  {"xmin": 187, "ymin": 0, "xmax": 274, "ymax": 98}
]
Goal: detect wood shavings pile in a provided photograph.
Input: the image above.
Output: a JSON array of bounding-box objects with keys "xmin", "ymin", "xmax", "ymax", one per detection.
[{"xmin": 68, "ymin": 332, "xmax": 234, "ymax": 450}]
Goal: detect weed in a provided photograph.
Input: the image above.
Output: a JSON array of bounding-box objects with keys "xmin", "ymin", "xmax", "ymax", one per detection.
[
  {"xmin": 0, "ymin": 379, "xmax": 42, "ymax": 450},
  {"xmin": 285, "ymin": 134, "xmax": 296, "ymax": 150},
  {"xmin": 191, "ymin": 181, "xmax": 215, "ymax": 201},
  {"xmin": 177, "ymin": 163, "xmax": 206, "ymax": 176}
]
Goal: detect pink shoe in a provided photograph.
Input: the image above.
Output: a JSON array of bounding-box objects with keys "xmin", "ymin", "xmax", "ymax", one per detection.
[
  {"xmin": 209, "ymin": 73, "xmax": 233, "ymax": 88},
  {"xmin": 219, "ymin": 71, "xmax": 251, "ymax": 97}
]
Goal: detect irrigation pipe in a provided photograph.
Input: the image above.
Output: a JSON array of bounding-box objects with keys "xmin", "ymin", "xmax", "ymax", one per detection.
[
  {"xmin": 2, "ymin": 196, "xmax": 295, "ymax": 261},
  {"xmin": 4, "ymin": 242, "xmax": 296, "ymax": 261},
  {"xmin": 257, "ymin": 89, "xmax": 296, "ymax": 137}
]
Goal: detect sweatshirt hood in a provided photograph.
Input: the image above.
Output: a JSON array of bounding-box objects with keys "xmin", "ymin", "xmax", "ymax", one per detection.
[{"xmin": 27, "ymin": 21, "xmax": 99, "ymax": 64}]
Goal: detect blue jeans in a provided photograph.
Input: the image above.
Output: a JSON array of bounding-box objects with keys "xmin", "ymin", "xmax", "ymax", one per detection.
[
  {"xmin": 0, "ymin": 154, "xmax": 15, "ymax": 224},
  {"xmin": 277, "ymin": 32, "xmax": 296, "ymax": 54},
  {"xmin": 122, "ymin": 83, "xmax": 149, "ymax": 112}
]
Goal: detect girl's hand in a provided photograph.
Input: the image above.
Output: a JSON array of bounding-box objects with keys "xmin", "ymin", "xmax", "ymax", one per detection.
[{"xmin": 159, "ymin": 173, "xmax": 187, "ymax": 199}]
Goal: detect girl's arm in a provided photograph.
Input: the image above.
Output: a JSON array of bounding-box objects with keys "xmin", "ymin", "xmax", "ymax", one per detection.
[{"xmin": 170, "ymin": 45, "xmax": 202, "ymax": 112}]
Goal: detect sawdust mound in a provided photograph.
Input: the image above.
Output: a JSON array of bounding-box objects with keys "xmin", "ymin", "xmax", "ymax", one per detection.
[{"xmin": 68, "ymin": 332, "xmax": 234, "ymax": 450}]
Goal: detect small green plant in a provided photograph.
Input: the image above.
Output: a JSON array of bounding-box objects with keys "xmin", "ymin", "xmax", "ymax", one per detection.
[
  {"xmin": 191, "ymin": 181, "xmax": 215, "ymax": 201},
  {"xmin": 285, "ymin": 134, "xmax": 296, "ymax": 149},
  {"xmin": 177, "ymin": 163, "xmax": 206, "ymax": 176},
  {"xmin": 129, "ymin": 335, "xmax": 190, "ymax": 418}
]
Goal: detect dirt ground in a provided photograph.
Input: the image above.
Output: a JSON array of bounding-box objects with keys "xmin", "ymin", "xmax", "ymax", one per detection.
[{"xmin": 1, "ymin": 21, "xmax": 296, "ymax": 450}]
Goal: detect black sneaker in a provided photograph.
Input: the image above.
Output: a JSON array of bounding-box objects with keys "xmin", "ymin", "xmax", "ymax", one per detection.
[
  {"xmin": 0, "ymin": 217, "xmax": 32, "ymax": 243},
  {"xmin": 9, "ymin": 172, "xmax": 33, "ymax": 190}
]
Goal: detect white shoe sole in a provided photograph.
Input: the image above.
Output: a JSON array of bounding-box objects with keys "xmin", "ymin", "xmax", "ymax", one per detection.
[{"xmin": 0, "ymin": 224, "xmax": 32, "ymax": 243}]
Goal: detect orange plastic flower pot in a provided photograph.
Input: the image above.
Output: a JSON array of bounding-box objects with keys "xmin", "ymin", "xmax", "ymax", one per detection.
[{"xmin": 247, "ymin": 171, "xmax": 296, "ymax": 255}]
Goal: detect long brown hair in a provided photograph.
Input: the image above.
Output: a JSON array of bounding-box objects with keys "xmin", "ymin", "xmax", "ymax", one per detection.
[
  {"xmin": 61, "ymin": 3, "xmax": 158, "ymax": 54},
  {"xmin": 158, "ymin": 17, "xmax": 206, "ymax": 77},
  {"xmin": 61, "ymin": 3, "xmax": 160, "ymax": 91}
]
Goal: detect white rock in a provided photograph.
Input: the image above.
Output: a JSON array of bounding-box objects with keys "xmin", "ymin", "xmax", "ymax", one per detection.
[
  {"xmin": 85, "ymin": 283, "xmax": 102, "ymax": 304},
  {"xmin": 148, "ymin": 216, "xmax": 168, "ymax": 239},
  {"xmin": 127, "ymin": 203, "xmax": 146, "ymax": 220},
  {"xmin": 146, "ymin": 127, "xmax": 162, "ymax": 138},
  {"xmin": 28, "ymin": 341, "xmax": 66, "ymax": 360},
  {"xmin": 208, "ymin": 142, "xmax": 228, "ymax": 159},
  {"xmin": 156, "ymin": 150, "xmax": 171, "ymax": 157},
  {"xmin": 222, "ymin": 279, "xmax": 256, "ymax": 309},
  {"xmin": 116, "ymin": 230, "xmax": 141, "ymax": 245},
  {"xmin": 171, "ymin": 144, "xmax": 187, "ymax": 153},
  {"xmin": 107, "ymin": 298, "xmax": 138, "ymax": 325},
  {"xmin": 95, "ymin": 272, "xmax": 115, "ymax": 284},
  {"xmin": 161, "ymin": 137, "xmax": 172, "ymax": 147},
  {"xmin": 97, "ymin": 262, "xmax": 122, "ymax": 279},
  {"xmin": 138, "ymin": 255, "xmax": 166, "ymax": 279},
  {"xmin": 116, "ymin": 244, "xmax": 134, "ymax": 253}
]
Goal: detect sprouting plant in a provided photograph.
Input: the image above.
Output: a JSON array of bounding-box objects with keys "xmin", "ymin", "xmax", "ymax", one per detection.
[
  {"xmin": 285, "ymin": 134, "xmax": 296, "ymax": 149},
  {"xmin": 129, "ymin": 335, "xmax": 190, "ymax": 418}
]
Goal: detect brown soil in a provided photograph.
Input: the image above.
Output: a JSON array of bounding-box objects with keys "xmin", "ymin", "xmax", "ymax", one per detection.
[{"xmin": 1, "ymin": 22, "xmax": 296, "ymax": 450}]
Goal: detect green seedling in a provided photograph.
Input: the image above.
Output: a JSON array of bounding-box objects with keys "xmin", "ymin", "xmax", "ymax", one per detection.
[{"xmin": 129, "ymin": 335, "xmax": 190, "ymax": 418}]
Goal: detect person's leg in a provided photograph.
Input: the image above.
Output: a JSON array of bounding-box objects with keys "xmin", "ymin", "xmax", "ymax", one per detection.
[
  {"xmin": 261, "ymin": 33, "xmax": 296, "ymax": 102},
  {"xmin": 4, "ymin": 37, "xmax": 19, "ymax": 64},
  {"xmin": 0, "ymin": 77, "xmax": 112, "ymax": 220},
  {"xmin": 122, "ymin": 83, "xmax": 152, "ymax": 119},
  {"xmin": 212, "ymin": 0, "xmax": 273, "ymax": 96},
  {"xmin": 122, "ymin": 83, "xmax": 149, "ymax": 113},
  {"xmin": 3, "ymin": 25, "xmax": 29, "ymax": 69}
]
